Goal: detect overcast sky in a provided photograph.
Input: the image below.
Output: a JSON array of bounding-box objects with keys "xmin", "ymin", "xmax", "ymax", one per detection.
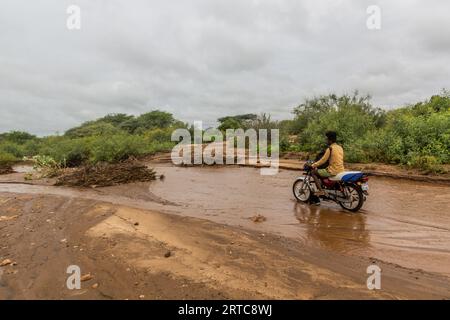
[{"xmin": 1, "ymin": 0, "xmax": 449, "ymax": 135}]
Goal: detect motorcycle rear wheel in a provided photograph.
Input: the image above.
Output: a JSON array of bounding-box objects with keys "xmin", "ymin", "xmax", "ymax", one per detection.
[{"xmin": 339, "ymin": 184, "xmax": 364, "ymax": 212}]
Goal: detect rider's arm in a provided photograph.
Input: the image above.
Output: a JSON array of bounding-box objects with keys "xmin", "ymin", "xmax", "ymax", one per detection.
[{"xmin": 312, "ymin": 148, "xmax": 330, "ymax": 168}]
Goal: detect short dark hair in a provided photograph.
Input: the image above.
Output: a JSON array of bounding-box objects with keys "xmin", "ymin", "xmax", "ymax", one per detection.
[{"xmin": 325, "ymin": 131, "xmax": 337, "ymax": 142}]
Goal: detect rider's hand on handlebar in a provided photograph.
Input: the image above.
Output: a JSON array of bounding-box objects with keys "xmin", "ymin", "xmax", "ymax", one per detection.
[{"xmin": 304, "ymin": 161, "xmax": 314, "ymax": 171}]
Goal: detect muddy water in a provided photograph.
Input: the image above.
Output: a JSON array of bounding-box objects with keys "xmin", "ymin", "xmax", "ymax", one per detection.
[
  {"xmin": 1, "ymin": 165, "xmax": 449, "ymax": 276},
  {"xmin": 147, "ymin": 165, "xmax": 450, "ymax": 276},
  {"xmin": 12, "ymin": 164, "xmax": 34, "ymax": 173}
]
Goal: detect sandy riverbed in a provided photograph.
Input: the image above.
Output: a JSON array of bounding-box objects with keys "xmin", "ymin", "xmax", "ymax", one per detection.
[{"xmin": 0, "ymin": 164, "xmax": 449, "ymax": 299}]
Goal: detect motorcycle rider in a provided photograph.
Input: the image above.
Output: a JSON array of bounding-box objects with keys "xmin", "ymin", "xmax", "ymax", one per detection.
[{"xmin": 310, "ymin": 131, "xmax": 345, "ymax": 196}]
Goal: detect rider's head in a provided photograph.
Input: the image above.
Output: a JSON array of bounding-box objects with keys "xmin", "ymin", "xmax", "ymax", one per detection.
[{"xmin": 325, "ymin": 131, "xmax": 337, "ymax": 145}]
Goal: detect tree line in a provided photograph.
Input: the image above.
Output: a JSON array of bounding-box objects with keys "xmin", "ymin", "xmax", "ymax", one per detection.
[{"xmin": 1, "ymin": 91, "xmax": 449, "ymax": 173}]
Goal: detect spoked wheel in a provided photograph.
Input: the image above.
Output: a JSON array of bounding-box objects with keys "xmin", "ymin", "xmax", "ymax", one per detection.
[
  {"xmin": 339, "ymin": 184, "xmax": 364, "ymax": 212},
  {"xmin": 293, "ymin": 179, "xmax": 311, "ymax": 203}
]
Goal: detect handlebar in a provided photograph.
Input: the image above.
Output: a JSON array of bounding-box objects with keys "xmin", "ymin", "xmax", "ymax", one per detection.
[{"xmin": 303, "ymin": 160, "xmax": 314, "ymax": 172}]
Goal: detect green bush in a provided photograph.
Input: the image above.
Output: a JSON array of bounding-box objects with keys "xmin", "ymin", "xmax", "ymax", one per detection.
[
  {"xmin": 31, "ymin": 155, "xmax": 59, "ymax": 169},
  {"xmin": 143, "ymin": 127, "xmax": 173, "ymax": 143},
  {"xmin": 0, "ymin": 152, "xmax": 18, "ymax": 166},
  {"xmin": 1, "ymin": 97, "xmax": 448, "ymax": 171},
  {"xmin": 295, "ymin": 94, "xmax": 380, "ymax": 158},
  {"xmin": 25, "ymin": 132, "xmax": 177, "ymax": 167},
  {"xmin": 0, "ymin": 142, "xmax": 24, "ymax": 158},
  {"xmin": 407, "ymin": 155, "xmax": 443, "ymax": 173},
  {"xmin": 279, "ymin": 137, "xmax": 291, "ymax": 152},
  {"xmin": 373, "ymin": 107, "xmax": 450, "ymax": 165},
  {"xmin": 286, "ymin": 91, "xmax": 449, "ymax": 166},
  {"xmin": 65, "ymin": 122, "xmax": 125, "ymax": 138},
  {"xmin": 88, "ymin": 134, "xmax": 147, "ymax": 163},
  {"xmin": 36, "ymin": 136, "xmax": 88, "ymax": 166},
  {"xmin": 0, "ymin": 131, "xmax": 36, "ymax": 144},
  {"xmin": 342, "ymin": 143, "xmax": 368, "ymax": 163}
]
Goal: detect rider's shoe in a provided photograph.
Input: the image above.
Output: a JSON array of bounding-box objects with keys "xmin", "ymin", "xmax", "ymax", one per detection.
[{"xmin": 310, "ymin": 195, "xmax": 320, "ymax": 205}]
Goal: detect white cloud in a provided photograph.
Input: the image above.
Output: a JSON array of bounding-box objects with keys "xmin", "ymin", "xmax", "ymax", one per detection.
[{"xmin": 0, "ymin": 0, "xmax": 449, "ymax": 135}]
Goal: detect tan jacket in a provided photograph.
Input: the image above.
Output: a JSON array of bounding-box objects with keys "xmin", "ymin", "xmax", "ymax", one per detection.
[{"xmin": 312, "ymin": 143, "xmax": 345, "ymax": 175}]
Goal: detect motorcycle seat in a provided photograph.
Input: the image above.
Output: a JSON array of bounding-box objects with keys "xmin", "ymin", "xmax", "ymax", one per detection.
[{"xmin": 329, "ymin": 171, "xmax": 364, "ymax": 182}]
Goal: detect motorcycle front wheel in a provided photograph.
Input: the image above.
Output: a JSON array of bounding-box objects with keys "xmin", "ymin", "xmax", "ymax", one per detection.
[
  {"xmin": 293, "ymin": 179, "xmax": 311, "ymax": 203},
  {"xmin": 339, "ymin": 184, "xmax": 364, "ymax": 212}
]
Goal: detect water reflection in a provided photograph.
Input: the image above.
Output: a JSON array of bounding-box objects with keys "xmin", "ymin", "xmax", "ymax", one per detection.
[{"xmin": 293, "ymin": 202, "xmax": 370, "ymax": 253}]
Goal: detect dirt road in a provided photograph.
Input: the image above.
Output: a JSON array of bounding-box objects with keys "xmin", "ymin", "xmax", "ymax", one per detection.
[{"xmin": 0, "ymin": 164, "xmax": 449, "ymax": 299}]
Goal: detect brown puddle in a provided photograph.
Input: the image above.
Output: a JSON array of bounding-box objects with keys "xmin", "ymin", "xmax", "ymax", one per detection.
[
  {"xmin": 145, "ymin": 165, "xmax": 450, "ymax": 276},
  {"xmin": 1, "ymin": 164, "xmax": 449, "ymax": 276}
]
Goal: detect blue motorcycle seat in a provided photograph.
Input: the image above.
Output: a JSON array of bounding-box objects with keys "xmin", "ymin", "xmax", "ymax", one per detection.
[{"xmin": 329, "ymin": 171, "xmax": 364, "ymax": 182}]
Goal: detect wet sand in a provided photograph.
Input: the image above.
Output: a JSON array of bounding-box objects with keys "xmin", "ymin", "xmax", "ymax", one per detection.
[{"xmin": 0, "ymin": 164, "xmax": 449, "ymax": 299}]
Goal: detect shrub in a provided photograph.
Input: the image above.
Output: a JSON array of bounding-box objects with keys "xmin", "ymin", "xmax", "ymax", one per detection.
[
  {"xmin": 0, "ymin": 152, "xmax": 18, "ymax": 166},
  {"xmin": 30, "ymin": 155, "xmax": 64, "ymax": 178},
  {"xmin": 1, "ymin": 98, "xmax": 448, "ymax": 171},
  {"xmin": 143, "ymin": 127, "xmax": 173, "ymax": 143},
  {"xmin": 0, "ymin": 131, "xmax": 36, "ymax": 144},
  {"xmin": 342, "ymin": 143, "xmax": 368, "ymax": 163},
  {"xmin": 65, "ymin": 122, "xmax": 125, "ymax": 138},
  {"xmin": 88, "ymin": 134, "xmax": 147, "ymax": 163},
  {"xmin": 0, "ymin": 142, "xmax": 24, "ymax": 158},
  {"xmin": 285, "ymin": 91, "xmax": 449, "ymax": 166},
  {"xmin": 31, "ymin": 155, "xmax": 59, "ymax": 169},
  {"xmin": 407, "ymin": 155, "xmax": 444, "ymax": 174},
  {"xmin": 37, "ymin": 136, "xmax": 90, "ymax": 166}
]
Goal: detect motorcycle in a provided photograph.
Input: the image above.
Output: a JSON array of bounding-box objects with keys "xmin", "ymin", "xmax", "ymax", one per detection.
[{"xmin": 293, "ymin": 160, "xmax": 369, "ymax": 212}]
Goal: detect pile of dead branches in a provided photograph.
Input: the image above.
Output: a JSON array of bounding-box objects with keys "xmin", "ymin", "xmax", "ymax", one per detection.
[
  {"xmin": 55, "ymin": 161, "xmax": 156, "ymax": 187},
  {"xmin": 0, "ymin": 165, "xmax": 14, "ymax": 175}
]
